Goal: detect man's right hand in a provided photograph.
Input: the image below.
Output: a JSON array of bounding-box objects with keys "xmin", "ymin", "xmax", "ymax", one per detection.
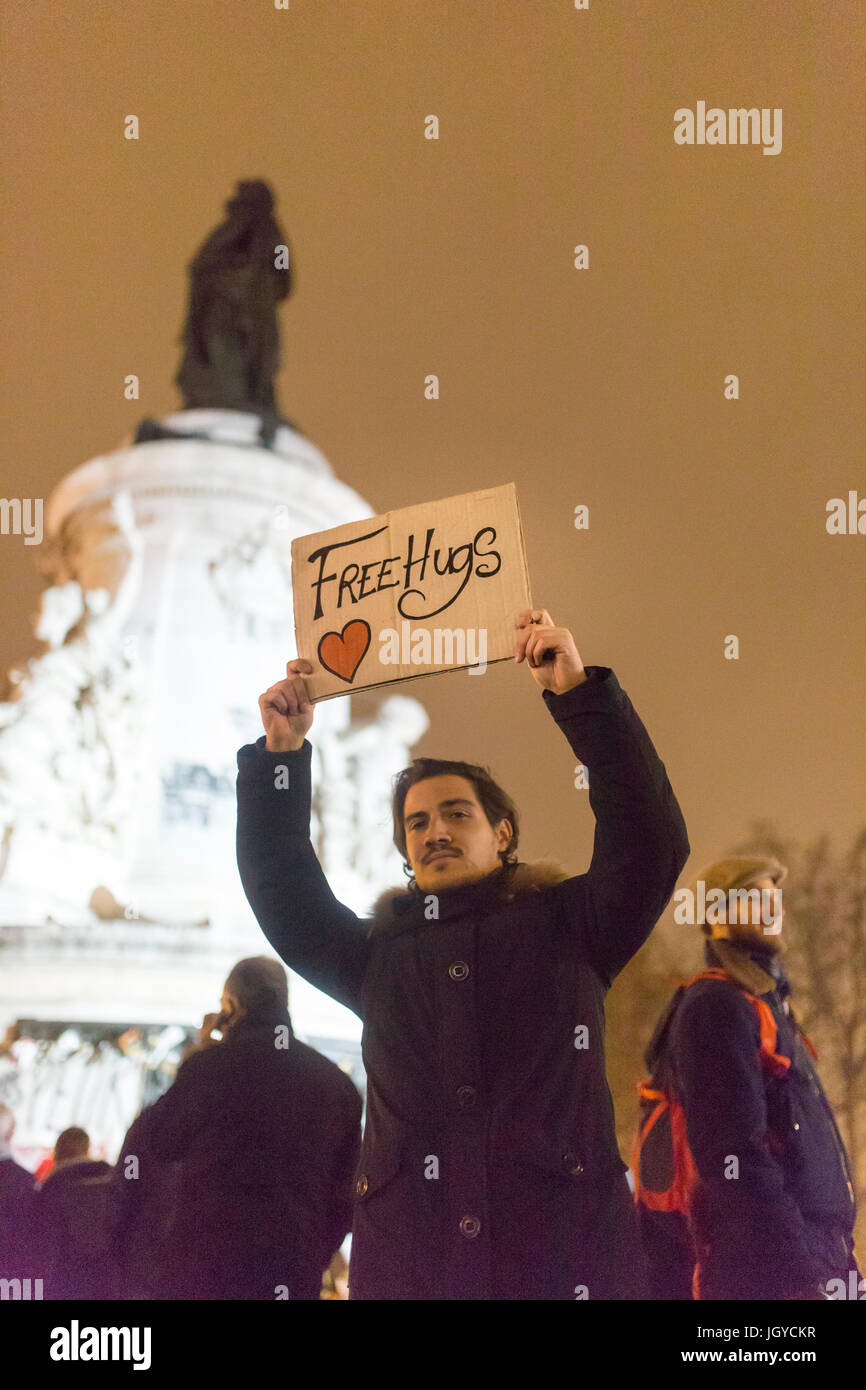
[
  {"xmin": 259, "ymin": 659, "xmax": 315, "ymax": 751},
  {"xmin": 197, "ymin": 1012, "xmax": 223, "ymax": 1047}
]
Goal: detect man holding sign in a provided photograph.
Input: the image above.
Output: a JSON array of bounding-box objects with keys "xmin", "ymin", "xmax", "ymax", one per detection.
[{"xmin": 236, "ymin": 609, "xmax": 689, "ymax": 1299}]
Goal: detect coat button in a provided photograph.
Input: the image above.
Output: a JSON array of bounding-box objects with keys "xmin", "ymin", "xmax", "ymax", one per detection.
[
  {"xmin": 355, "ymin": 1174, "xmax": 368, "ymax": 1196},
  {"xmin": 449, "ymin": 961, "xmax": 470, "ymax": 981},
  {"xmin": 561, "ymin": 1150, "xmax": 584, "ymax": 1175},
  {"xmin": 456, "ymin": 1084, "xmax": 477, "ymax": 1109},
  {"xmin": 459, "ymin": 1215, "xmax": 481, "ymax": 1238}
]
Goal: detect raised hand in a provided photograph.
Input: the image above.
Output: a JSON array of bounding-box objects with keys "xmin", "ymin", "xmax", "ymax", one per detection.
[
  {"xmin": 513, "ymin": 609, "xmax": 586, "ymax": 695},
  {"xmin": 259, "ymin": 659, "xmax": 315, "ymax": 751}
]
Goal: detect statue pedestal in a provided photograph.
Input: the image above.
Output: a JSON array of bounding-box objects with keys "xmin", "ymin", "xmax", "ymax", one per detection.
[{"xmin": 0, "ymin": 411, "xmax": 428, "ymax": 1048}]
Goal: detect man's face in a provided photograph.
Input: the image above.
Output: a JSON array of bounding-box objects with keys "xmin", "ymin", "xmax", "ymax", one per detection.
[
  {"xmin": 718, "ymin": 875, "xmax": 785, "ymax": 934},
  {"xmin": 403, "ymin": 775, "xmax": 512, "ymax": 893},
  {"xmin": 751, "ymin": 875, "xmax": 785, "ymax": 934}
]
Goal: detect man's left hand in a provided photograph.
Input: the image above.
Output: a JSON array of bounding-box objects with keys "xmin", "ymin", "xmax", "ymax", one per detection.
[{"xmin": 513, "ymin": 609, "xmax": 587, "ymax": 695}]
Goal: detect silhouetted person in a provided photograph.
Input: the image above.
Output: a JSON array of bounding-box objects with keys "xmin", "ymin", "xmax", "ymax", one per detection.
[
  {"xmin": 35, "ymin": 1126, "xmax": 117, "ymax": 1298},
  {"xmin": 140, "ymin": 957, "xmax": 362, "ymax": 1300},
  {"xmin": 0, "ymin": 1102, "xmax": 38, "ymax": 1280},
  {"xmin": 109, "ymin": 1108, "xmax": 182, "ymax": 1300}
]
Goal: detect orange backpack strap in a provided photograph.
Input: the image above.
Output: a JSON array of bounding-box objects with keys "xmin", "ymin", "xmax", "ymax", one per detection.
[
  {"xmin": 681, "ymin": 969, "xmax": 791, "ymax": 1076},
  {"xmin": 750, "ymin": 996, "xmax": 791, "ymax": 1076},
  {"xmin": 631, "ymin": 1084, "xmax": 698, "ymax": 1214}
]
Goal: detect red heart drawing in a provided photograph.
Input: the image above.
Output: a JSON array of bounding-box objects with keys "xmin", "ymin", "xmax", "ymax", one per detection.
[{"xmin": 317, "ymin": 620, "xmax": 372, "ymax": 684}]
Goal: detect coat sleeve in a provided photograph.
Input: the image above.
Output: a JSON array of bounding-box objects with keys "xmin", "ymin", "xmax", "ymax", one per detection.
[
  {"xmin": 236, "ymin": 737, "xmax": 370, "ymax": 1015},
  {"xmin": 671, "ymin": 981, "xmax": 823, "ymax": 1299},
  {"xmin": 324, "ymin": 1082, "xmax": 363, "ymax": 1261},
  {"xmin": 543, "ymin": 666, "xmax": 690, "ymax": 985}
]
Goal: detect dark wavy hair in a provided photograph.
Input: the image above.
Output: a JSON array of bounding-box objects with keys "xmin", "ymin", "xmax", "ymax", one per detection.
[
  {"xmin": 54, "ymin": 1126, "xmax": 89, "ymax": 1164},
  {"xmin": 391, "ymin": 758, "xmax": 519, "ymax": 879}
]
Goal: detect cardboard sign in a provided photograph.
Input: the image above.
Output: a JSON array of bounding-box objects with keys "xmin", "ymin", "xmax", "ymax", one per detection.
[{"xmin": 291, "ymin": 483, "xmax": 532, "ymax": 700}]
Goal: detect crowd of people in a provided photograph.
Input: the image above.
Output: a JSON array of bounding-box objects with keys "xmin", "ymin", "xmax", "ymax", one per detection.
[
  {"xmin": 0, "ymin": 611, "xmax": 860, "ymax": 1300},
  {"xmin": 0, "ymin": 956, "xmax": 362, "ymax": 1300}
]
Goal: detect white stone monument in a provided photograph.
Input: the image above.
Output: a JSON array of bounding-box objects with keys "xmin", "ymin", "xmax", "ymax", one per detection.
[{"xmin": 0, "ymin": 408, "xmax": 428, "ymax": 1159}]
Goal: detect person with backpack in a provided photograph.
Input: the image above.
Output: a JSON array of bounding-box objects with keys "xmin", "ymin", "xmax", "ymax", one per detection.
[{"xmin": 633, "ymin": 855, "xmax": 859, "ymax": 1300}]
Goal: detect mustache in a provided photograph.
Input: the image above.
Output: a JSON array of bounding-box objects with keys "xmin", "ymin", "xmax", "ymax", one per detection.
[{"xmin": 424, "ymin": 848, "xmax": 462, "ymax": 864}]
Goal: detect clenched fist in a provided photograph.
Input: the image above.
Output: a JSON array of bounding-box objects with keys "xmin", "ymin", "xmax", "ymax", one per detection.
[
  {"xmin": 259, "ymin": 659, "xmax": 315, "ymax": 751},
  {"xmin": 513, "ymin": 609, "xmax": 586, "ymax": 695}
]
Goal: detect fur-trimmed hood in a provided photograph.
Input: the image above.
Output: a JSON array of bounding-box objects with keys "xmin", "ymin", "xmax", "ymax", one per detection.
[{"xmin": 367, "ymin": 859, "xmax": 570, "ymax": 936}]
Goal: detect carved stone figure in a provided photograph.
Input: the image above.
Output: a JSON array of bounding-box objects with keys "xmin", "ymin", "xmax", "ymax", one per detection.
[{"xmin": 0, "ymin": 491, "xmax": 144, "ymax": 850}]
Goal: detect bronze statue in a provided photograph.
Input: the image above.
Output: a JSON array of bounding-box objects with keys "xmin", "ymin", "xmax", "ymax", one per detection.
[{"xmin": 149, "ymin": 180, "xmax": 294, "ymax": 448}]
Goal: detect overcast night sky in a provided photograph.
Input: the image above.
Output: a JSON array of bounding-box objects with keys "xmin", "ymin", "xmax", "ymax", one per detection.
[{"xmin": 2, "ymin": 2, "xmax": 864, "ymax": 971}]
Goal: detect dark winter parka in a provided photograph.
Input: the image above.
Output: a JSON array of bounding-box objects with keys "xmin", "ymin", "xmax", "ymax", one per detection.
[
  {"xmin": 236, "ymin": 666, "xmax": 690, "ymax": 1299},
  {"xmin": 140, "ymin": 1009, "xmax": 362, "ymax": 1300}
]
